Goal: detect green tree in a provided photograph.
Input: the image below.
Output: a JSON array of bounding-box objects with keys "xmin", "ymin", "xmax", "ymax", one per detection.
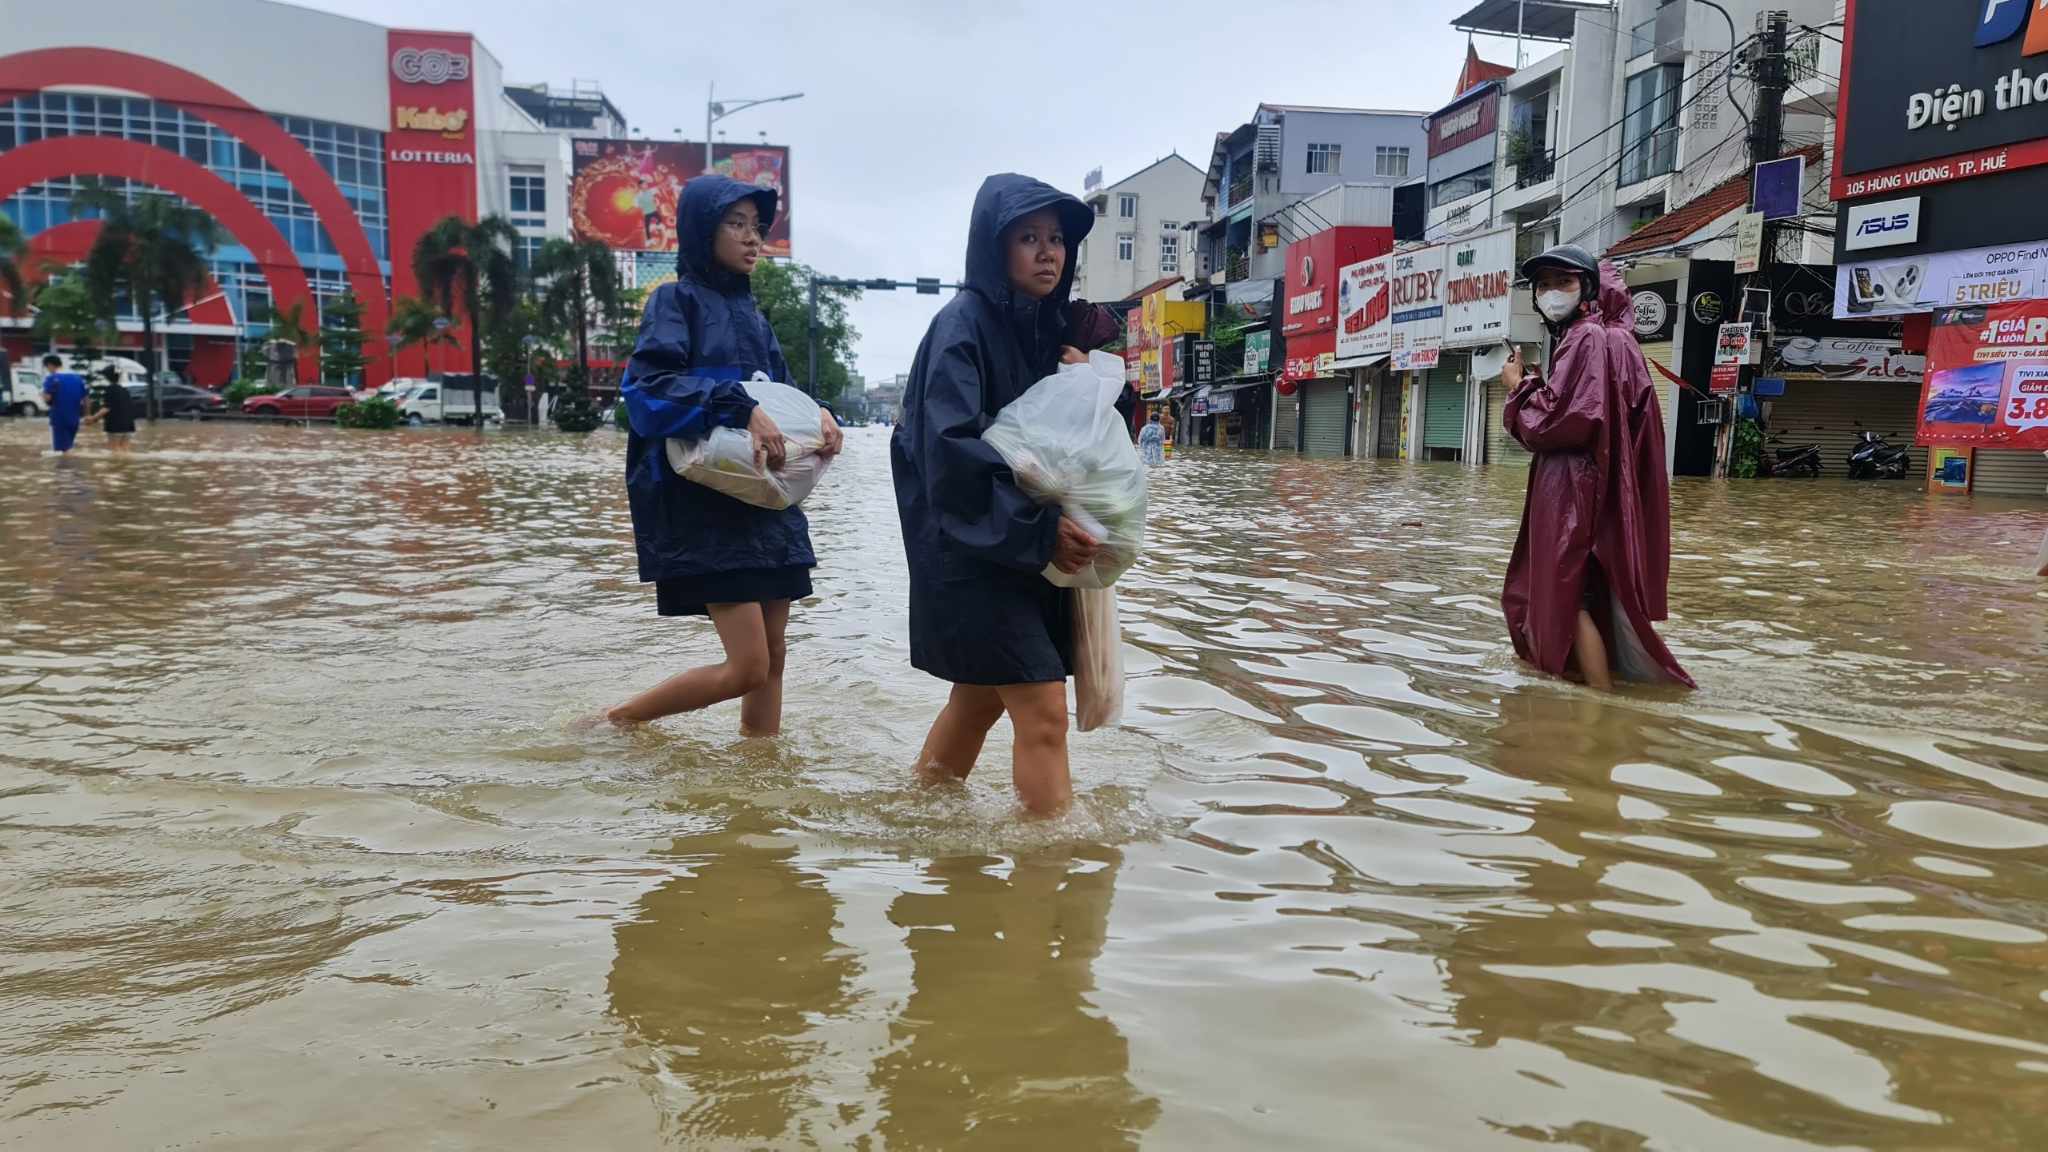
[
  {"xmin": 0, "ymin": 213, "xmax": 25, "ymax": 317},
  {"xmin": 319, "ymin": 290, "xmax": 369, "ymax": 385},
  {"xmin": 72, "ymin": 178, "xmax": 221, "ymax": 420},
  {"xmin": 602, "ymin": 284, "xmax": 648, "ymax": 357},
  {"xmin": 29, "ymin": 274, "xmax": 117, "ymax": 363},
  {"xmin": 387, "ymin": 293, "xmax": 459, "ymax": 375},
  {"xmin": 531, "ymin": 237, "xmax": 621, "ymax": 381},
  {"xmin": 482, "ymin": 296, "xmax": 558, "ymax": 421},
  {"xmin": 413, "ymin": 214, "xmax": 520, "ymax": 430},
  {"xmin": 750, "ymin": 260, "xmax": 861, "ymax": 405}
]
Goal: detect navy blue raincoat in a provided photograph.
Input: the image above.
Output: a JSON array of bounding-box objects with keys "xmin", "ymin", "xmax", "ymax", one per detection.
[
  {"xmin": 891, "ymin": 174, "xmax": 1113, "ymax": 685},
  {"xmin": 622, "ymin": 175, "xmax": 814, "ymax": 583}
]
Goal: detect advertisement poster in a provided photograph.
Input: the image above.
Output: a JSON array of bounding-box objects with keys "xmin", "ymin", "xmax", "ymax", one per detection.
[
  {"xmin": 570, "ymin": 139, "xmax": 792, "ymax": 257},
  {"xmin": 1631, "ymin": 281, "xmax": 1678, "ymax": 343},
  {"xmin": 1389, "ymin": 245, "xmax": 1445, "ymax": 372},
  {"xmin": 1243, "ymin": 330, "xmax": 1271, "ymax": 375},
  {"xmin": 1733, "ymin": 212, "xmax": 1765, "ymax": 275},
  {"xmin": 1715, "ymin": 322, "xmax": 1755, "ymax": 365},
  {"xmin": 1834, "ymin": 239, "xmax": 2048, "ymax": 318},
  {"xmin": 1440, "ymin": 227, "xmax": 1514, "ymax": 349},
  {"xmin": 387, "ymin": 31, "xmax": 479, "ymax": 306},
  {"xmin": 1918, "ymin": 300, "xmax": 2048, "ymax": 449},
  {"xmin": 1765, "ymin": 336, "xmax": 1925, "ymax": 382},
  {"xmin": 1335, "ymin": 255, "xmax": 1391, "ymax": 364}
]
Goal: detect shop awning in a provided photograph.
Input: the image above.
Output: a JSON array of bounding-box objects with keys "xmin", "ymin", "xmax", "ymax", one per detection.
[{"xmin": 1332, "ymin": 353, "xmax": 1390, "ymax": 371}]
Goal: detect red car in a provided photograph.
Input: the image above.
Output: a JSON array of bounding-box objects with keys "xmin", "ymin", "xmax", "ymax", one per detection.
[{"xmin": 243, "ymin": 385, "xmax": 356, "ymax": 419}]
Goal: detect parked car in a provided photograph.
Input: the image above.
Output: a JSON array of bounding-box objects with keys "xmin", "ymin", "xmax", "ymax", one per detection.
[
  {"xmin": 394, "ymin": 376, "xmax": 504, "ymax": 425},
  {"xmin": 125, "ymin": 382, "xmax": 228, "ymax": 418},
  {"xmin": 242, "ymin": 384, "xmax": 356, "ymax": 420},
  {"xmin": 6, "ymin": 367, "xmax": 48, "ymax": 417}
]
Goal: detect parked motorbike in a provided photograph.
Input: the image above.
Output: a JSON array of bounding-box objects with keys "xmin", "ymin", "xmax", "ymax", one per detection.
[
  {"xmin": 1846, "ymin": 430, "xmax": 1910, "ymax": 480},
  {"xmin": 1760, "ymin": 432, "xmax": 1823, "ymax": 478}
]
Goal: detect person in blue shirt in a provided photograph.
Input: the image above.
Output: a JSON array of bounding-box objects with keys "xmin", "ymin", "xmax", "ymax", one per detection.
[
  {"xmin": 604, "ymin": 174, "xmax": 842, "ymax": 732},
  {"xmin": 41, "ymin": 355, "xmax": 89, "ymax": 455}
]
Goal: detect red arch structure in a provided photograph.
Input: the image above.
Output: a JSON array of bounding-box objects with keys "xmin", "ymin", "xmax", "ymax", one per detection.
[
  {"xmin": 19, "ymin": 219, "xmax": 241, "ymax": 385},
  {"xmin": 0, "ymin": 137, "xmax": 319, "ymax": 380},
  {"xmin": 0, "ymin": 46, "xmax": 392, "ymax": 380}
]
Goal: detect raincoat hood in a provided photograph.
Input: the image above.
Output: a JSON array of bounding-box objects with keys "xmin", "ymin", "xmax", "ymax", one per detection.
[
  {"xmin": 962, "ymin": 173, "xmax": 1094, "ymax": 305},
  {"xmin": 1592, "ymin": 261, "xmax": 1633, "ymax": 330},
  {"xmin": 678, "ymin": 174, "xmax": 778, "ymax": 289}
]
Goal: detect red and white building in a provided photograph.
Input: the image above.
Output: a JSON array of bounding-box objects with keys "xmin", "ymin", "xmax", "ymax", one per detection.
[{"xmin": 1, "ymin": 0, "xmax": 595, "ymax": 387}]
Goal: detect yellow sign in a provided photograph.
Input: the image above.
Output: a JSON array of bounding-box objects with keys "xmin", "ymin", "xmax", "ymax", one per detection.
[{"xmin": 395, "ymin": 106, "xmax": 470, "ymax": 134}]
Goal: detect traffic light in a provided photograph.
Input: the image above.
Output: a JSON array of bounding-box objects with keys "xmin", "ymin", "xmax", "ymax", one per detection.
[
  {"xmin": 915, "ymin": 278, "xmax": 941, "ymax": 295},
  {"xmin": 865, "ymin": 278, "xmax": 897, "ymax": 291}
]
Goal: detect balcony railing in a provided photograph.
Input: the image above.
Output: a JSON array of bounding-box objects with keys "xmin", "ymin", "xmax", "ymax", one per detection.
[
  {"xmin": 1226, "ymin": 170, "xmax": 1253, "ymax": 210},
  {"xmin": 1514, "ymin": 149, "xmax": 1557, "ymax": 189},
  {"xmin": 1225, "ymin": 249, "xmax": 1250, "ymax": 282}
]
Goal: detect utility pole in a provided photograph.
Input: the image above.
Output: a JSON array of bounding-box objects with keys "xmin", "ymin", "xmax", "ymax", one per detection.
[{"xmin": 1722, "ymin": 9, "xmax": 1790, "ymax": 477}]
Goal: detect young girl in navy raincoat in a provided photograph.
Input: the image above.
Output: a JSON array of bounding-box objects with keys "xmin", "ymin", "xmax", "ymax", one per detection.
[
  {"xmin": 607, "ymin": 174, "xmax": 842, "ymax": 731},
  {"xmin": 891, "ymin": 173, "xmax": 1128, "ymax": 814}
]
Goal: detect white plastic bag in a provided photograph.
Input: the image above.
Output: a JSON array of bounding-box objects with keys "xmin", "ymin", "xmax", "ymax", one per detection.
[
  {"xmin": 1072, "ymin": 586, "xmax": 1123, "ymax": 731},
  {"xmin": 981, "ymin": 350, "xmax": 1148, "ymax": 589},
  {"xmin": 665, "ymin": 377, "xmax": 832, "ymax": 510}
]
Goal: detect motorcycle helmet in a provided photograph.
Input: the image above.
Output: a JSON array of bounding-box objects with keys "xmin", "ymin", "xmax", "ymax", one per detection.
[{"xmin": 1519, "ymin": 243, "xmax": 1600, "ymax": 302}]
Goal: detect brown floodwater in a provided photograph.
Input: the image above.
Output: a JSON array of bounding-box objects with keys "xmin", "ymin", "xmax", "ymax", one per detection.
[{"xmin": 3, "ymin": 418, "xmax": 2047, "ymax": 1150}]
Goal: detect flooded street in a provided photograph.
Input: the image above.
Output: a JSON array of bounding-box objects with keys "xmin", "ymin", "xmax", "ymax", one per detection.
[{"xmin": 5, "ymin": 419, "xmax": 2048, "ymax": 1150}]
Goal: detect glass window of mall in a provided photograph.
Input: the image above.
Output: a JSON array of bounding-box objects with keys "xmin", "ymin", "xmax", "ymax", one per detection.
[{"xmin": 508, "ymin": 167, "xmax": 546, "ymax": 224}]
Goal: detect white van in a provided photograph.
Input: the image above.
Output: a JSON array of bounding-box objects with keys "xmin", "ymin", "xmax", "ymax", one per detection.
[{"xmin": 394, "ymin": 376, "xmax": 504, "ymax": 425}]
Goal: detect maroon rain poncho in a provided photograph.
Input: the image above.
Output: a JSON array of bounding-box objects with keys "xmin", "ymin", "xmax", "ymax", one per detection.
[{"xmin": 1501, "ymin": 263, "xmax": 1694, "ymax": 688}]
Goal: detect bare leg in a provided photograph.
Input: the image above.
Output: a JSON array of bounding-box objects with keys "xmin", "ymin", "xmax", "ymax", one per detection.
[
  {"xmin": 1573, "ymin": 609, "xmax": 1614, "ymax": 692},
  {"xmin": 914, "ymin": 684, "xmax": 1004, "ymax": 784},
  {"xmin": 605, "ymin": 602, "xmax": 770, "ymax": 726},
  {"xmin": 996, "ymin": 681, "xmax": 1072, "ymax": 816},
  {"xmin": 738, "ymin": 599, "xmax": 790, "ymax": 737}
]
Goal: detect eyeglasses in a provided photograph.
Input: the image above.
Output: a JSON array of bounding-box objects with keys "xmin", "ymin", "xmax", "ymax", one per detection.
[{"xmin": 721, "ymin": 219, "xmax": 767, "ymax": 239}]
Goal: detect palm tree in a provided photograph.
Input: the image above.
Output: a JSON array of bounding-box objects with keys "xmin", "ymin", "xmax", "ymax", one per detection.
[
  {"xmin": 72, "ymin": 178, "xmax": 221, "ymax": 420},
  {"xmin": 0, "ymin": 213, "xmax": 26, "ymax": 317},
  {"xmin": 386, "ymin": 293, "xmax": 457, "ymax": 376},
  {"xmin": 413, "ymin": 215, "xmax": 519, "ymax": 430},
  {"xmin": 530, "ymin": 237, "xmax": 622, "ymax": 378}
]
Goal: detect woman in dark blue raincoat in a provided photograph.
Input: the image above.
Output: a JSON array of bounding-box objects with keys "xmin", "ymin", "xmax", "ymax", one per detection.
[
  {"xmin": 891, "ymin": 173, "xmax": 1127, "ymax": 814},
  {"xmin": 606, "ymin": 174, "xmax": 842, "ymax": 731}
]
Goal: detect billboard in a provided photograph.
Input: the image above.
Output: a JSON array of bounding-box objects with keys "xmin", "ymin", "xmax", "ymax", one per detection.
[
  {"xmin": 1389, "ymin": 245, "xmax": 1446, "ymax": 371},
  {"xmin": 1919, "ymin": 300, "xmax": 2048, "ymax": 450},
  {"xmin": 1440, "ymin": 226, "xmax": 1514, "ymax": 349},
  {"xmin": 570, "ymin": 139, "xmax": 791, "ymax": 257},
  {"xmin": 1335, "ymin": 255, "xmax": 1391, "ymax": 364},
  {"xmin": 386, "ymin": 30, "xmax": 478, "ymax": 311}
]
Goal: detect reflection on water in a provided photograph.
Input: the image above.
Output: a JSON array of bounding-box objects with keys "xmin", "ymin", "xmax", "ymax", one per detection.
[{"xmin": 2, "ymin": 420, "xmax": 2046, "ymax": 1150}]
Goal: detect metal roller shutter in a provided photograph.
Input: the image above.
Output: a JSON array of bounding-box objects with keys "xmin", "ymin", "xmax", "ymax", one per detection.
[
  {"xmin": 1423, "ymin": 362, "xmax": 1466, "ymax": 451},
  {"xmin": 1272, "ymin": 386, "xmax": 1298, "ymax": 451},
  {"xmin": 1485, "ymin": 377, "xmax": 1528, "ymax": 466},
  {"xmin": 1973, "ymin": 449, "xmax": 2048, "ymax": 498},
  {"xmin": 1639, "ymin": 341, "xmax": 1678, "ymax": 428},
  {"xmin": 1301, "ymin": 379, "xmax": 1348, "ymax": 456},
  {"xmin": 1765, "ymin": 380, "xmax": 1922, "ymax": 480}
]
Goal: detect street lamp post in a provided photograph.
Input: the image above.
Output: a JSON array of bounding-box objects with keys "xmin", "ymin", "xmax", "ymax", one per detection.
[
  {"xmin": 521, "ymin": 334, "xmax": 541, "ymax": 428},
  {"xmin": 385, "ymin": 332, "xmax": 402, "ymax": 382},
  {"xmin": 705, "ymin": 83, "xmax": 804, "ymax": 171}
]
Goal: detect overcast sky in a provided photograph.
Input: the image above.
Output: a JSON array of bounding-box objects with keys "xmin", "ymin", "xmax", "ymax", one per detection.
[{"xmin": 316, "ymin": 0, "xmax": 1542, "ymax": 381}]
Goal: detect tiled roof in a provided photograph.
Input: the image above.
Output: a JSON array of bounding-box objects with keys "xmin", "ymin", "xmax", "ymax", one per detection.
[
  {"xmin": 1120, "ymin": 275, "xmax": 1185, "ymax": 304},
  {"xmin": 1456, "ymin": 44, "xmax": 1515, "ymax": 97},
  {"xmin": 1606, "ymin": 144, "xmax": 1824, "ymax": 259}
]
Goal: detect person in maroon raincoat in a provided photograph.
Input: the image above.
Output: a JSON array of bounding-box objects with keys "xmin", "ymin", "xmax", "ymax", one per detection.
[{"xmin": 1500, "ymin": 244, "xmax": 1694, "ymax": 690}]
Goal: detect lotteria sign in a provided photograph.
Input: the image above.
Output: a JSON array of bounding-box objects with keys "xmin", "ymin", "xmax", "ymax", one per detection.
[
  {"xmin": 1834, "ymin": 0, "xmax": 2048, "ymax": 198},
  {"xmin": 387, "ymin": 29, "xmax": 479, "ymax": 354}
]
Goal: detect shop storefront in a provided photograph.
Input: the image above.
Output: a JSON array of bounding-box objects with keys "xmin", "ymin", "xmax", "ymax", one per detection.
[
  {"xmin": 1279, "ymin": 222, "xmax": 1393, "ymax": 455},
  {"xmin": 1762, "ymin": 334, "xmax": 1925, "ymax": 476},
  {"xmin": 1389, "ymin": 243, "xmax": 1448, "ymax": 460},
  {"xmin": 1831, "ymin": 0, "xmax": 2048, "ymax": 498},
  {"xmin": 1438, "ymin": 227, "xmax": 1514, "ymax": 465},
  {"xmin": 1334, "ymin": 253, "xmax": 1395, "ymax": 457}
]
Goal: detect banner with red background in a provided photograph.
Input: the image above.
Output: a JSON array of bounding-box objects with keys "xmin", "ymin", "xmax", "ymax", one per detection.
[
  {"xmin": 569, "ymin": 140, "xmax": 792, "ymax": 258},
  {"xmin": 387, "ymin": 29, "xmax": 479, "ymax": 371},
  {"xmin": 1919, "ymin": 300, "xmax": 2048, "ymax": 450}
]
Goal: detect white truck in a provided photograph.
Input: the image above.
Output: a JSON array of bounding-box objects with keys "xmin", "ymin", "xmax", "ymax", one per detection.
[
  {"xmin": 6, "ymin": 364, "xmax": 47, "ymax": 416},
  {"xmin": 393, "ymin": 374, "xmax": 504, "ymax": 426}
]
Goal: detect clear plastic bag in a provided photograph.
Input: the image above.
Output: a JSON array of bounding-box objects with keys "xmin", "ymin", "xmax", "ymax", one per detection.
[
  {"xmin": 981, "ymin": 351, "xmax": 1148, "ymax": 589},
  {"xmin": 665, "ymin": 377, "xmax": 832, "ymax": 510},
  {"xmin": 1072, "ymin": 586, "xmax": 1123, "ymax": 731}
]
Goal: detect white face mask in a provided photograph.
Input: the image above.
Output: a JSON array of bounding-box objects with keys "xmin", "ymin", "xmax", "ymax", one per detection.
[{"xmin": 1537, "ymin": 286, "xmax": 1582, "ymax": 324}]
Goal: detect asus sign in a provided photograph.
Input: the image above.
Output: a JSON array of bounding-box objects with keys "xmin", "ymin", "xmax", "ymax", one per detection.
[{"xmin": 1843, "ymin": 196, "xmax": 1923, "ymax": 250}]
